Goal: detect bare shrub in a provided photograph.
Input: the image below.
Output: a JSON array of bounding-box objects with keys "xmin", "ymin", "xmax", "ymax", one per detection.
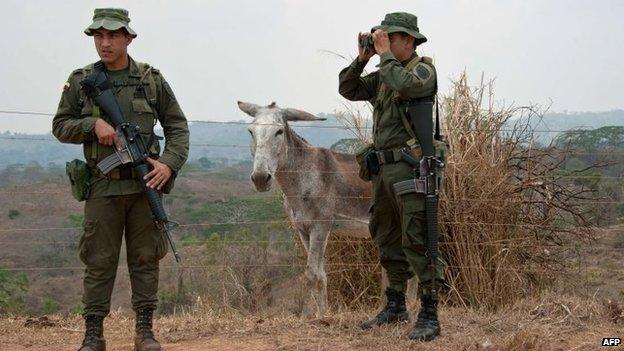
[
  {"xmin": 334, "ymin": 101, "xmax": 372, "ymax": 146},
  {"xmin": 439, "ymin": 73, "xmax": 596, "ymax": 310}
]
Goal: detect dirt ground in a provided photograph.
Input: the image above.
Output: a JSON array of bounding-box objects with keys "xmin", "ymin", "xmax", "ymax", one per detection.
[{"xmin": 1, "ymin": 293, "xmax": 622, "ymax": 351}]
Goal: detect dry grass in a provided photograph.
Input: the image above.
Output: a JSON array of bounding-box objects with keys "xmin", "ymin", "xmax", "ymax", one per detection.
[
  {"xmin": 439, "ymin": 74, "xmax": 596, "ymax": 310},
  {"xmin": 1, "ymin": 292, "xmax": 620, "ymax": 351},
  {"xmin": 325, "ymin": 235, "xmax": 381, "ymax": 310}
]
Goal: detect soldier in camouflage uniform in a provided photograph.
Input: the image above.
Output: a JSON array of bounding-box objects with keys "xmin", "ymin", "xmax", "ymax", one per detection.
[
  {"xmin": 339, "ymin": 12, "xmax": 445, "ymax": 341},
  {"xmin": 52, "ymin": 8, "xmax": 189, "ymax": 351}
]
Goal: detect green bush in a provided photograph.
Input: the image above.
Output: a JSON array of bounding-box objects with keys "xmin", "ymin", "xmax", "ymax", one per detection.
[
  {"xmin": 41, "ymin": 298, "xmax": 60, "ymax": 315},
  {"xmin": 65, "ymin": 214, "xmax": 84, "ymax": 227},
  {"xmin": 0, "ymin": 267, "xmax": 28, "ymax": 315},
  {"xmin": 8, "ymin": 209, "xmax": 20, "ymax": 220}
]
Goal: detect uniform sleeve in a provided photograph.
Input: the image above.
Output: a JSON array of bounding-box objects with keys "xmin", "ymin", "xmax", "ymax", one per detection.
[
  {"xmin": 338, "ymin": 58, "xmax": 379, "ymax": 102},
  {"xmin": 377, "ymin": 52, "xmax": 436, "ymax": 98},
  {"xmin": 52, "ymin": 72, "xmax": 98, "ymax": 144},
  {"xmin": 154, "ymin": 72, "xmax": 189, "ymax": 172}
]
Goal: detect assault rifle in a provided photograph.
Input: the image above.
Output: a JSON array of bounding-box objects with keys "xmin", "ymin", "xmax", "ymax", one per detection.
[
  {"xmin": 392, "ymin": 101, "xmax": 443, "ymax": 297},
  {"xmin": 81, "ymin": 62, "xmax": 181, "ymax": 263}
]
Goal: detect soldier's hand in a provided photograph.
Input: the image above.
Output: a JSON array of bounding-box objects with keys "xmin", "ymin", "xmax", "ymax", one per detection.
[
  {"xmin": 144, "ymin": 158, "xmax": 172, "ymax": 191},
  {"xmin": 94, "ymin": 118, "xmax": 119, "ymax": 148},
  {"xmin": 372, "ymin": 30, "xmax": 391, "ymax": 55},
  {"xmin": 358, "ymin": 32, "xmax": 375, "ymax": 62}
]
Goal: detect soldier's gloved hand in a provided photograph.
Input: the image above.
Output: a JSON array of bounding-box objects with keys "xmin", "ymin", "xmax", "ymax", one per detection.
[
  {"xmin": 94, "ymin": 118, "xmax": 120, "ymax": 149},
  {"xmin": 358, "ymin": 32, "xmax": 376, "ymax": 62},
  {"xmin": 372, "ymin": 30, "xmax": 391, "ymax": 55},
  {"xmin": 144, "ymin": 158, "xmax": 172, "ymax": 191}
]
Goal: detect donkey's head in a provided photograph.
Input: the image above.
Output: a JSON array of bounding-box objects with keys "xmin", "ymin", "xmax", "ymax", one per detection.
[{"xmin": 238, "ymin": 101, "xmax": 325, "ymax": 192}]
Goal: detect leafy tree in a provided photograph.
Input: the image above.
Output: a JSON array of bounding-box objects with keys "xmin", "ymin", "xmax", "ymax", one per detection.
[
  {"xmin": 554, "ymin": 126, "xmax": 624, "ymax": 151},
  {"xmin": 198, "ymin": 157, "xmax": 215, "ymax": 170}
]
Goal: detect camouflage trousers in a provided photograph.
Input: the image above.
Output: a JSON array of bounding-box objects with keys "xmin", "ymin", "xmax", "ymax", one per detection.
[
  {"xmin": 369, "ymin": 161, "xmax": 446, "ymax": 294},
  {"xmin": 80, "ymin": 193, "xmax": 168, "ymax": 317}
]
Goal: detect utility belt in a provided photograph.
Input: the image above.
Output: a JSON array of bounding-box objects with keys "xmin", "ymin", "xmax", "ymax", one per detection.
[
  {"xmin": 374, "ymin": 146, "xmax": 422, "ymax": 166},
  {"xmin": 355, "ymin": 143, "xmax": 422, "ymax": 181}
]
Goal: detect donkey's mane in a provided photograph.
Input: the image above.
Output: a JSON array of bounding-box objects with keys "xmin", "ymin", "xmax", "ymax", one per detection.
[
  {"xmin": 284, "ymin": 121, "xmax": 311, "ymax": 147},
  {"xmin": 284, "ymin": 121, "xmax": 355, "ymax": 161}
]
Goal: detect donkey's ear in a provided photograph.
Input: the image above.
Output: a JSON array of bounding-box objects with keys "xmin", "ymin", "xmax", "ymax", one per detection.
[
  {"xmin": 283, "ymin": 108, "xmax": 327, "ymax": 122},
  {"xmin": 237, "ymin": 101, "xmax": 261, "ymax": 117}
]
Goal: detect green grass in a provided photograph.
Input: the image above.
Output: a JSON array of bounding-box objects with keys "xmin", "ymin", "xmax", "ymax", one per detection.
[
  {"xmin": 0, "ymin": 267, "xmax": 28, "ymax": 315},
  {"xmin": 188, "ymin": 196, "xmax": 284, "ymax": 224},
  {"xmin": 179, "ymin": 196, "xmax": 288, "ymax": 247},
  {"xmin": 65, "ymin": 214, "xmax": 84, "ymax": 227},
  {"xmin": 41, "ymin": 298, "xmax": 60, "ymax": 315}
]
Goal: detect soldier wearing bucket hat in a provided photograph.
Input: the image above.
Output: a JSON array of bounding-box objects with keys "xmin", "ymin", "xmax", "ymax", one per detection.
[
  {"xmin": 84, "ymin": 8, "xmax": 137, "ymax": 38},
  {"xmin": 52, "ymin": 8, "xmax": 189, "ymax": 351},
  {"xmin": 339, "ymin": 12, "xmax": 446, "ymax": 342}
]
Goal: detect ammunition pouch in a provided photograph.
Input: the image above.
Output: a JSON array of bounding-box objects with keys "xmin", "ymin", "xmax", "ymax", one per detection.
[
  {"xmin": 355, "ymin": 143, "xmax": 377, "ymax": 181},
  {"xmin": 66, "ymin": 159, "xmax": 91, "ymax": 201}
]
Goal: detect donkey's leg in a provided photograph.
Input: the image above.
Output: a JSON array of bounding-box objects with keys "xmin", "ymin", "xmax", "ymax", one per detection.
[
  {"xmin": 292, "ymin": 225, "xmax": 313, "ymax": 315},
  {"xmin": 303, "ymin": 223, "xmax": 331, "ymax": 317}
]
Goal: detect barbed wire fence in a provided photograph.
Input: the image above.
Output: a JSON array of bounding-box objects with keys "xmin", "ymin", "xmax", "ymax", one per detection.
[{"xmin": 0, "ymin": 108, "xmax": 622, "ymax": 313}]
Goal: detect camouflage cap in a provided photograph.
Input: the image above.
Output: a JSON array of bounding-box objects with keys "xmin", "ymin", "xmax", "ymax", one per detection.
[
  {"xmin": 84, "ymin": 8, "xmax": 137, "ymax": 38},
  {"xmin": 371, "ymin": 12, "xmax": 427, "ymax": 46}
]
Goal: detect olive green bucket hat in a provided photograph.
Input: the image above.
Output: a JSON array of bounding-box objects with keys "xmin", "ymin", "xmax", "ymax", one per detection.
[
  {"xmin": 371, "ymin": 12, "xmax": 427, "ymax": 45},
  {"xmin": 84, "ymin": 8, "xmax": 137, "ymax": 38}
]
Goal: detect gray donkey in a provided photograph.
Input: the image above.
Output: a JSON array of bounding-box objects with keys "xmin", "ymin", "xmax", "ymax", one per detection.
[{"xmin": 238, "ymin": 101, "xmax": 371, "ymax": 316}]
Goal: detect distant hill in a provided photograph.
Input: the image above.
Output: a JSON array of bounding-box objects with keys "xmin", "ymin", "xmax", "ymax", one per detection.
[
  {"xmin": 519, "ymin": 110, "xmax": 624, "ymax": 144},
  {"xmin": 534, "ymin": 110, "xmax": 624, "ymax": 130},
  {"xmin": 1, "ymin": 110, "xmax": 623, "ymax": 169},
  {"xmin": 0, "ymin": 113, "xmax": 353, "ymax": 169}
]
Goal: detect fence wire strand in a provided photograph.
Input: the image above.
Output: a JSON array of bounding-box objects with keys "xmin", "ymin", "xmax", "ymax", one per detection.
[{"xmin": 1, "ymin": 108, "xmax": 622, "ymax": 133}]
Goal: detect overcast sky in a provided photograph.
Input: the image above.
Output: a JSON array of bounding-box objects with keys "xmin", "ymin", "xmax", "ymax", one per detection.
[{"xmin": 0, "ymin": 0, "xmax": 622, "ymax": 133}]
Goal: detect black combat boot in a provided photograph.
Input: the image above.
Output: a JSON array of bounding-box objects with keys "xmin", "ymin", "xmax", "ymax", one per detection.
[
  {"xmin": 134, "ymin": 308, "xmax": 161, "ymax": 351},
  {"xmin": 360, "ymin": 288, "xmax": 409, "ymax": 330},
  {"xmin": 78, "ymin": 315, "xmax": 106, "ymax": 351},
  {"xmin": 408, "ymin": 294, "xmax": 440, "ymax": 341}
]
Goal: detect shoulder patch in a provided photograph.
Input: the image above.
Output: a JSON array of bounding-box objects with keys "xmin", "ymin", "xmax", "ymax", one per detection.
[
  {"xmin": 62, "ymin": 81, "xmax": 70, "ymax": 92},
  {"xmin": 414, "ymin": 63, "xmax": 433, "ymax": 81}
]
